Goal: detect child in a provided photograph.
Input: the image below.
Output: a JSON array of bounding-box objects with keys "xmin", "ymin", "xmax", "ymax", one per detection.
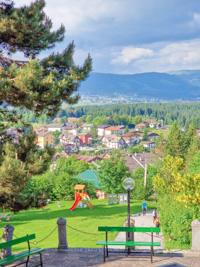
[
  {"xmin": 152, "ymin": 209, "xmax": 157, "ymax": 223},
  {"xmin": 154, "ymin": 216, "xmax": 161, "ymax": 236}
]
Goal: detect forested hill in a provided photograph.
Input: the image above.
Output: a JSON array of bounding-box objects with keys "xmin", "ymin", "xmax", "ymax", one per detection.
[{"xmin": 79, "ymin": 71, "xmax": 200, "ymax": 100}]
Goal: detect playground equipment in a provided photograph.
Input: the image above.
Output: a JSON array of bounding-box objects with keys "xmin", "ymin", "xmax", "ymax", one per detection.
[{"xmin": 69, "ymin": 185, "xmax": 94, "ymax": 211}]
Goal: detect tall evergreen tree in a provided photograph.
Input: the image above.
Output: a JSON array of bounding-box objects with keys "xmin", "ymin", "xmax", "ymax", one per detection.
[
  {"xmin": 0, "ymin": 0, "xmax": 92, "ymax": 211},
  {"xmin": 166, "ymin": 121, "xmax": 185, "ymax": 159}
]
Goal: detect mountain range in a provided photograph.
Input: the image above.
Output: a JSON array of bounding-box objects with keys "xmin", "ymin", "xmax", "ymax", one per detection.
[{"xmin": 79, "ymin": 70, "xmax": 200, "ymax": 101}]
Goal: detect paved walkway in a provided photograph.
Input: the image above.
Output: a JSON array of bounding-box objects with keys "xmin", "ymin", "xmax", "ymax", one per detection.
[
  {"xmin": 9, "ymin": 248, "xmax": 200, "ymax": 266},
  {"xmin": 112, "ymin": 210, "xmax": 164, "ymax": 250}
]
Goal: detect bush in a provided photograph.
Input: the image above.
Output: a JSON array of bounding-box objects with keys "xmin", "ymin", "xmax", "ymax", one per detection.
[{"xmin": 157, "ymin": 195, "xmax": 197, "ymax": 246}]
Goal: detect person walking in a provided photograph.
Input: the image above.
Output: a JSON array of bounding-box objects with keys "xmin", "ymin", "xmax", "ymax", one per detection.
[
  {"xmin": 152, "ymin": 209, "xmax": 157, "ymax": 223},
  {"xmin": 142, "ymin": 200, "xmax": 147, "ymax": 216},
  {"xmin": 154, "ymin": 216, "xmax": 161, "ymax": 236}
]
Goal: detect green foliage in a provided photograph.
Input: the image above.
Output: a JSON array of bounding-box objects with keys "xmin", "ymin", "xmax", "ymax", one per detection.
[
  {"xmin": 98, "ymin": 153, "xmax": 129, "ymax": 194},
  {"xmin": 53, "ymin": 130, "xmax": 60, "ymax": 144},
  {"xmin": 33, "ymin": 156, "xmax": 96, "ymax": 201},
  {"xmin": 0, "ymin": 126, "xmax": 54, "ymax": 212},
  {"xmin": 142, "ymin": 128, "xmax": 149, "ymax": 141},
  {"xmin": 157, "ymin": 195, "xmax": 197, "ymax": 247},
  {"xmin": 0, "ymin": 0, "xmax": 92, "ymax": 116},
  {"xmin": 128, "ymin": 144, "xmax": 148, "ymax": 153},
  {"xmin": 166, "ymin": 121, "xmax": 186, "ymax": 159},
  {"xmin": 90, "ymin": 125, "xmax": 98, "ymax": 139},
  {"xmin": 132, "ymin": 167, "xmax": 157, "ymax": 200},
  {"xmin": 188, "ymin": 151, "xmax": 200, "ymax": 175},
  {"xmin": 124, "ymin": 125, "xmax": 129, "ymax": 133}
]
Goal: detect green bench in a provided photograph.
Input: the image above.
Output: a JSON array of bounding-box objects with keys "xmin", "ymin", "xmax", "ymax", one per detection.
[
  {"xmin": 0, "ymin": 234, "xmax": 45, "ymax": 267},
  {"xmin": 96, "ymin": 226, "xmax": 161, "ymax": 263}
]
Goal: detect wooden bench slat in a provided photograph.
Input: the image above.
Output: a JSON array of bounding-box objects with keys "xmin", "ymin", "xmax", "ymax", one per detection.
[
  {"xmin": 0, "ymin": 248, "xmax": 45, "ymax": 265},
  {"xmin": 0, "ymin": 234, "xmax": 35, "ymax": 249},
  {"xmin": 98, "ymin": 226, "xmax": 160, "ymax": 233},
  {"xmin": 96, "ymin": 241, "xmax": 161, "ymax": 246}
]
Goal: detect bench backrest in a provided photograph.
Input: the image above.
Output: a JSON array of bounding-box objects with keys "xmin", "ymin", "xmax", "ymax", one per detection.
[
  {"xmin": 98, "ymin": 226, "xmax": 160, "ymax": 233},
  {"xmin": 0, "ymin": 234, "xmax": 35, "ymax": 250}
]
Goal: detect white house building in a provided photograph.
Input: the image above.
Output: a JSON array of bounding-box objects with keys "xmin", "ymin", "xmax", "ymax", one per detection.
[{"xmin": 102, "ymin": 134, "xmax": 126, "ymax": 149}]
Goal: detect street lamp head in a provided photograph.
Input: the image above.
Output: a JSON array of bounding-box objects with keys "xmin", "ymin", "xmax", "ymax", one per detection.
[{"xmin": 122, "ymin": 178, "xmax": 135, "ymax": 191}]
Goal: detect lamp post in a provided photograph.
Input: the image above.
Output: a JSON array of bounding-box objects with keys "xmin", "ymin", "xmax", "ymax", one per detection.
[{"xmin": 122, "ymin": 178, "xmax": 135, "ymax": 254}]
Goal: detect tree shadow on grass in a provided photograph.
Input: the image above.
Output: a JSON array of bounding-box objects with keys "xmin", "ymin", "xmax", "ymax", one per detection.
[{"xmin": 12, "ymin": 203, "xmax": 145, "ymax": 223}]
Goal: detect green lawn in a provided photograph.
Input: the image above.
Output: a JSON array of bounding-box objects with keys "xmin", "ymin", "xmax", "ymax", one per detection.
[{"xmin": 0, "ymin": 199, "xmax": 157, "ymax": 252}]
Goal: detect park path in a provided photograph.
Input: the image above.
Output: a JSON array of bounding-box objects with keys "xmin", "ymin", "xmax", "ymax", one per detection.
[{"xmin": 110, "ymin": 210, "xmax": 164, "ymax": 250}]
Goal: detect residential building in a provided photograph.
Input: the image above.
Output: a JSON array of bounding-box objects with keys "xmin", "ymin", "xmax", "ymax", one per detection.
[
  {"xmin": 116, "ymin": 125, "xmax": 126, "ymax": 135},
  {"xmin": 59, "ymin": 133, "xmax": 81, "ymax": 149},
  {"xmin": 47, "ymin": 124, "xmax": 63, "ymax": 132},
  {"xmin": 141, "ymin": 141, "xmax": 155, "ymax": 150},
  {"xmin": 34, "ymin": 125, "xmax": 49, "ymax": 134},
  {"xmin": 36, "ymin": 131, "xmax": 55, "ymax": 148},
  {"xmin": 61, "ymin": 123, "xmax": 79, "ymax": 133},
  {"xmin": 135, "ymin": 123, "xmax": 146, "ymax": 131},
  {"xmin": 78, "ymin": 132, "xmax": 92, "ymax": 145},
  {"xmin": 74, "ymin": 154, "xmax": 103, "ymax": 163},
  {"xmin": 148, "ymin": 132, "xmax": 159, "ymax": 141},
  {"xmin": 122, "ymin": 132, "xmax": 140, "ymax": 146},
  {"xmin": 82, "ymin": 124, "xmax": 93, "ymax": 131},
  {"xmin": 104, "ymin": 126, "xmax": 121, "ymax": 136},
  {"xmin": 97, "ymin": 125, "xmax": 110, "ymax": 136},
  {"xmin": 64, "ymin": 143, "xmax": 76, "ymax": 153},
  {"xmin": 67, "ymin": 117, "xmax": 79, "ymax": 123},
  {"xmin": 102, "ymin": 134, "xmax": 126, "ymax": 149},
  {"xmin": 121, "ymin": 151, "xmax": 159, "ymax": 172},
  {"xmin": 53, "ymin": 118, "xmax": 62, "ymax": 123}
]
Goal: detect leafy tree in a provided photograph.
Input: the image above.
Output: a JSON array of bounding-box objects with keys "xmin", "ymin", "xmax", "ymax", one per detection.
[
  {"xmin": 153, "ymin": 155, "xmax": 184, "ymax": 194},
  {"xmin": 98, "ymin": 153, "xmax": 129, "ymax": 194},
  {"xmin": 113, "ymin": 114, "xmax": 121, "ymax": 125},
  {"xmin": 188, "ymin": 151, "xmax": 200, "ymax": 175},
  {"xmin": 60, "ymin": 116, "xmax": 68, "ymax": 123},
  {"xmin": 132, "ymin": 166, "xmax": 157, "ymax": 200},
  {"xmin": 129, "ymin": 144, "xmax": 148, "ymax": 154}
]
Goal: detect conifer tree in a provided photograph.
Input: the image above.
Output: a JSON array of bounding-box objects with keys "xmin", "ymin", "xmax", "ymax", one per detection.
[
  {"xmin": 166, "ymin": 121, "xmax": 185, "ymax": 159},
  {"xmin": 0, "ymin": 0, "xmax": 92, "ymax": 211}
]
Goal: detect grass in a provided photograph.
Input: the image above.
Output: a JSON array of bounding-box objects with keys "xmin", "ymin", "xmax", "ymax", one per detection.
[{"xmin": 0, "ymin": 199, "xmax": 157, "ymax": 252}]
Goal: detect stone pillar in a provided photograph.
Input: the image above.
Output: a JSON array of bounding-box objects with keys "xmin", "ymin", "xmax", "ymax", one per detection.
[
  {"xmin": 1, "ymin": 224, "xmax": 15, "ymax": 259},
  {"xmin": 57, "ymin": 217, "xmax": 68, "ymax": 249},
  {"xmin": 191, "ymin": 219, "xmax": 200, "ymax": 251},
  {"xmin": 124, "ymin": 218, "xmax": 135, "ymax": 251}
]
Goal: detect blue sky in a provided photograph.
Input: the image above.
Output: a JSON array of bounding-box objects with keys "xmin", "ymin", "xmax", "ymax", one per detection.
[{"xmin": 16, "ymin": 0, "xmax": 200, "ymax": 74}]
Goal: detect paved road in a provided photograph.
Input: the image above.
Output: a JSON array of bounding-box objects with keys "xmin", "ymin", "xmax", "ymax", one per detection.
[{"xmin": 112, "ymin": 210, "xmax": 164, "ymax": 250}]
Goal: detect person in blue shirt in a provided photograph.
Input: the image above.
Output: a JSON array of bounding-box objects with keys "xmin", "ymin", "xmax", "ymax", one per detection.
[{"xmin": 142, "ymin": 200, "xmax": 147, "ymax": 216}]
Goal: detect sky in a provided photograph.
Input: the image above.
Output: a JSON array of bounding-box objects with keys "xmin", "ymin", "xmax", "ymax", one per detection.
[{"xmin": 15, "ymin": 0, "xmax": 200, "ymax": 74}]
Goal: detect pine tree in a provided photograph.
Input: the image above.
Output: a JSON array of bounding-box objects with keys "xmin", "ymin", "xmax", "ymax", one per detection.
[
  {"xmin": 0, "ymin": 0, "xmax": 92, "ymax": 211},
  {"xmin": 124, "ymin": 125, "xmax": 129, "ymax": 133},
  {"xmin": 166, "ymin": 121, "xmax": 186, "ymax": 159},
  {"xmin": 0, "ymin": 0, "xmax": 92, "ymax": 117},
  {"xmin": 143, "ymin": 128, "xmax": 149, "ymax": 141},
  {"xmin": 0, "ymin": 126, "xmax": 54, "ymax": 212}
]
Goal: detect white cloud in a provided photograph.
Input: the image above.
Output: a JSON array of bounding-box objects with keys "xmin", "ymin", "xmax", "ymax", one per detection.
[
  {"xmin": 192, "ymin": 13, "xmax": 200, "ymax": 26},
  {"xmin": 109, "ymin": 39, "xmax": 200, "ymax": 73},
  {"xmin": 111, "ymin": 47, "xmax": 154, "ymax": 64}
]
